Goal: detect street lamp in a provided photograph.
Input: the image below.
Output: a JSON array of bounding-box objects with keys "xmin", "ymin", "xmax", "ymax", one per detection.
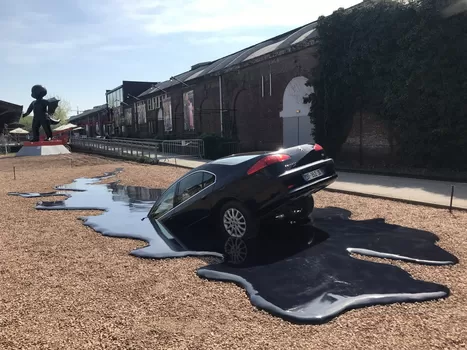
[
  {"xmin": 151, "ymin": 85, "xmax": 167, "ymax": 93},
  {"xmin": 170, "ymin": 76, "xmax": 189, "ymax": 87},
  {"xmin": 127, "ymin": 93, "xmax": 141, "ymax": 100},
  {"xmin": 115, "ymin": 100, "xmax": 129, "ymax": 106}
]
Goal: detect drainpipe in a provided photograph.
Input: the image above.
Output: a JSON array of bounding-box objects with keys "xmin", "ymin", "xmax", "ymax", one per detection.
[{"xmin": 219, "ymin": 75, "xmax": 223, "ymax": 137}]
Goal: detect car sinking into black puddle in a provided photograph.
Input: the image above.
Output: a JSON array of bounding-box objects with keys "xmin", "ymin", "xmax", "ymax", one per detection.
[
  {"xmin": 147, "ymin": 143, "xmax": 337, "ymax": 240},
  {"xmin": 7, "ymin": 153, "xmax": 460, "ymax": 325}
]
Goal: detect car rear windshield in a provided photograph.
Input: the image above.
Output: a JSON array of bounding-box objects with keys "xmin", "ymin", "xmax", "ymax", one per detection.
[{"xmin": 210, "ymin": 155, "xmax": 259, "ymax": 165}]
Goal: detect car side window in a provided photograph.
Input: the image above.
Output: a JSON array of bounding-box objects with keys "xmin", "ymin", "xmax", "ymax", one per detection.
[
  {"xmin": 174, "ymin": 172, "xmax": 215, "ymax": 206},
  {"xmin": 149, "ymin": 185, "xmax": 176, "ymax": 220},
  {"xmin": 202, "ymin": 172, "xmax": 215, "ymax": 188}
]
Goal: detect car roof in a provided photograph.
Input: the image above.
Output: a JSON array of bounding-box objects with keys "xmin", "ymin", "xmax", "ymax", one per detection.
[{"xmin": 184, "ymin": 152, "xmax": 267, "ymax": 175}]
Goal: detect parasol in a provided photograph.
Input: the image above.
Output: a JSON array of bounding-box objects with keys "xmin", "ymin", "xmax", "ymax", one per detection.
[
  {"xmin": 9, "ymin": 127, "xmax": 29, "ymax": 134},
  {"xmin": 54, "ymin": 123, "xmax": 77, "ymax": 131}
]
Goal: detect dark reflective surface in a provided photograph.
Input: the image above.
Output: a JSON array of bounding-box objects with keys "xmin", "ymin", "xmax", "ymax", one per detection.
[{"xmin": 9, "ymin": 170, "xmax": 458, "ymax": 325}]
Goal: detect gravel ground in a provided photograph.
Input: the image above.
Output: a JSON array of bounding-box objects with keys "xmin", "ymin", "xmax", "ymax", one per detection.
[{"xmin": 0, "ymin": 153, "xmax": 465, "ymax": 350}]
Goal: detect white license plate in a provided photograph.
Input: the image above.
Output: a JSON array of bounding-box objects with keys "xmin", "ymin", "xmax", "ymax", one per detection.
[{"xmin": 302, "ymin": 168, "xmax": 324, "ymax": 182}]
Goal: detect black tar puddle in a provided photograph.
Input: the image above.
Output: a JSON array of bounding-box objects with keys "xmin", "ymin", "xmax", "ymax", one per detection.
[{"xmin": 9, "ymin": 169, "xmax": 459, "ymax": 325}]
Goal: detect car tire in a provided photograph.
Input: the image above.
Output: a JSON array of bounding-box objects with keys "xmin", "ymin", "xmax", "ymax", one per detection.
[
  {"xmin": 306, "ymin": 195, "xmax": 315, "ymax": 213},
  {"xmin": 219, "ymin": 200, "xmax": 258, "ymax": 239},
  {"xmin": 294, "ymin": 196, "xmax": 315, "ymax": 225}
]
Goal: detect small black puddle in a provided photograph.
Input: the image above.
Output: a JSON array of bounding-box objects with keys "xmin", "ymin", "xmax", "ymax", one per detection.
[{"xmin": 9, "ymin": 169, "xmax": 459, "ymax": 324}]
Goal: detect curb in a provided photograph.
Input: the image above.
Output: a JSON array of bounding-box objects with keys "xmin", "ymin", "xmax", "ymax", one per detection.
[
  {"xmin": 335, "ymin": 167, "xmax": 467, "ymax": 184},
  {"xmin": 323, "ymin": 187, "xmax": 467, "ymax": 212},
  {"xmin": 158, "ymin": 161, "xmax": 195, "ymax": 170}
]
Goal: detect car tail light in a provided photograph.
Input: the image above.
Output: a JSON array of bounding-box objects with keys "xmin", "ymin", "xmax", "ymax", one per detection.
[
  {"xmin": 247, "ymin": 154, "xmax": 291, "ymax": 175},
  {"xmin": 313, "ymin": 143, "xmax": 323, "ymax": 151}
]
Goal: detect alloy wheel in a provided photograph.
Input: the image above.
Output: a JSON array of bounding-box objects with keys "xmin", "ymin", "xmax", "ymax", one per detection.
[
  {"xmin": 224, "ymin": 237, "xmax": 248, "ymax": 265},
  {"xmin": 223, "ymin": 208, "xmax": 247, "ymax": 238}
]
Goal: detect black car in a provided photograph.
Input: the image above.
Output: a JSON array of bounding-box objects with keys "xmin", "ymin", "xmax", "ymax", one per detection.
[{"xmin": 148, "ymin": 143, "xmax": 337, "ymax": 239}]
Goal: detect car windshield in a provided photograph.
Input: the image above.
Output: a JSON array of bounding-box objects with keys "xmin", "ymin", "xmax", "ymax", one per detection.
[{"xmin": 149, "ymin": 185, "xmax": 176, "ymax": 220}]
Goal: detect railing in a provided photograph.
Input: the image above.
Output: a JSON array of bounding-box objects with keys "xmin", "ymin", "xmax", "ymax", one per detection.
[
  {"xmin": 107, "ymin": 137, "xmax": 205, "ymax": 158},
  {"xmin": 69, "ymin": 137, "xmax": 205, "ymax": 165}
]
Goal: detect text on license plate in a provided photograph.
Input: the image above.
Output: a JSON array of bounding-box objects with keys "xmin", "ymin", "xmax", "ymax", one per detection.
[{"xmin": 302, "ymin": 168, "xmax": 324, "ymax": 182}]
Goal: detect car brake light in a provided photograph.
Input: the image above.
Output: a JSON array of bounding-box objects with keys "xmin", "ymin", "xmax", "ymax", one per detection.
[
  {"xmin": 314, "ymin": 143, "xmax": 323, "ymax": 151},
  {"xmin": 247, "ymin": 154, "xmax": 291, "ymax": 175}
]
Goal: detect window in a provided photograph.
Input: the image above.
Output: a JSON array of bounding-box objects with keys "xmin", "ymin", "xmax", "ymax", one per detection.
[
  {"xmin": 202, "ymin": 172, "xmax": 215, "ymax": 187},
  {"xmin": 210, "ymin": 155, "xmax": 258, "ymax": 165},
  {"xmin": 174, "ymin": 172, "xmax": 215, "ymax": 206},
  {"xmin": 150, "ymin": 185, "xmax": 176, "ymax": 220}
]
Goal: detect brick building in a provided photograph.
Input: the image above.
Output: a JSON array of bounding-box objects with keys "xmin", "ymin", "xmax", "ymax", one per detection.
[
  {"xmin": 70, "ymin": 1, "xmax": 396, "ymax": 165},
  {"xmin": 122, "ymin": 21, "xmax": 321, "ymax": 151},
  {"xmin": 0, "ymin": 99, "xmax": 23, "ymax": 134},
  {"xmin": 106, "ymin": 81, "xmax": 157, "ymax": 137},
  {"xmin": 68, "ymin": 104, "xmax": 108, "ymax": 137},
  {"xmin": 69, "ymin": 81, "xmax": 157, "ymax": 137}
]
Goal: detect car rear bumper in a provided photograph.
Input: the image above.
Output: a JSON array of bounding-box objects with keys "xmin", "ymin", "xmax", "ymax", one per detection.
[{"xmin": 258, "ymin": 158, "xmax": 338, "ymax": 221}]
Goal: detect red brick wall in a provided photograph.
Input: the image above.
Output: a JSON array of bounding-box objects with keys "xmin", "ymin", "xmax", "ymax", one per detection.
[
  {"xmin": 138, "ymin": 45, "xmax": 320, "ymax": 150},
  {"xmin": 153, "ymin": 46, "xmax": 320, "ymax": 150}
]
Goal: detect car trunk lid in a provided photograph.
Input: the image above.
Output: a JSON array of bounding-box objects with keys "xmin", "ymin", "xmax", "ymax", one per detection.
[{"xmin": 278, "ymin": 144, "xmax": 325, "ymax": 171}]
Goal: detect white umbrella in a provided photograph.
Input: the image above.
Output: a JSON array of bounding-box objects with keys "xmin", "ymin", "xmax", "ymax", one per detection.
[
  {"xmin": 54, "ymin": 123, "xmax": 77, "ymax": 131},
  {"xmin": 9, "ymin": 127, "xmax": 29, "ymax": 134}
]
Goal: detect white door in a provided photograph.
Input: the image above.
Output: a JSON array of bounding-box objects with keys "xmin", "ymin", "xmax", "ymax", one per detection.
[{"xmin": 280, "ymin": 76, "xmax": 315, "ymax": 148}]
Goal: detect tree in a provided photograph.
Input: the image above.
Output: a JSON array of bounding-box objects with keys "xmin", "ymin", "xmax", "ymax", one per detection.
[{"xmin": 307, "ymin": 0, "xmax": 467, "ymax": 169}]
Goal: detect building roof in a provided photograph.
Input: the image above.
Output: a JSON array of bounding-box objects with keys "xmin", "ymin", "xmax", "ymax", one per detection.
[
  {"xmin": 138, "ymin": 21, "xmax": 318, "ymax": 98},
  {"xmin": 106, "ymin": 80, "xmax": 159, "ymax": 95},
  {"xmin": 69, "ymin": 104, "xmax": 107, "ymax": 122},
  {"xmin": 0, "ymin": 99, "xmax": 23, "ymax": 133}
]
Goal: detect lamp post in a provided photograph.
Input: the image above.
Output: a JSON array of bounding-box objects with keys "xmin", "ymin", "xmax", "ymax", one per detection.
[
  {"xmin": 151, "ymin": 85, "xmax": 167, "ymax": 93},
  {"xmin": 127, "ymin": 93, "xmax": 140, "ymax": 100},
  {"xmin": 115, "ymin": 100, "xmax": 129, "ymax": 106},
  {"xmin": 170, "ymin": 76, "xmax": 189, "ymax": 87}
]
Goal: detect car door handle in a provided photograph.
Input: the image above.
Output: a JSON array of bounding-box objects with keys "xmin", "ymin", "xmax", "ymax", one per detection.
[{"xmin": 200, "ymin": 195, "xmax": 207, "ymax": 200}]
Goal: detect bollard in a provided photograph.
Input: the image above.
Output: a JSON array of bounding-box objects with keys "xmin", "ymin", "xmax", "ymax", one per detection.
[
  {"xmin": 449, "ymin": 185, "xmax": 454, "ymax": 213},
  {"xmin": 13, "ymin": 166, "xmax": 16, "ymax": 180}
]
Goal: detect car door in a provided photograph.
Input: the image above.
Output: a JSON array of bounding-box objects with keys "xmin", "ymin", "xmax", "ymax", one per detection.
[{"xmin": 165, "ymin": 171, "xmax": 216, "ymax": 231}]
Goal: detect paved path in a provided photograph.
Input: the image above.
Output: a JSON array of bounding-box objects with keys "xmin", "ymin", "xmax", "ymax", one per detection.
[
  {"xmin": 158, "ymin": 157, "xmax": 206, "ymax": 169},
  {"xmin": 172, "ymin": 158, "xmax": 467, "ymax": 210},
  {"xmin": 327, "ymin": 172, "xmax": 467, "ymax": 210}
]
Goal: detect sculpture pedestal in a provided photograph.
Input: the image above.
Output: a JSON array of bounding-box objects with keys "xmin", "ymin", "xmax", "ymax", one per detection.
[{"xmin": 15, "ymin": 140, "xmax": 71, "ymax": 157}]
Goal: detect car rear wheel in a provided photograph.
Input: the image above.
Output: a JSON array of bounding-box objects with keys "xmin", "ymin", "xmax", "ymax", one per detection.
[
  {"xmin": 306, "ymin": 195, "xmax": 315, "ymax": 214},
  {"xmin": 291, "ymin": 196, "xmax": 315, "ymax": 225},
  {"xmin": 219, "ymin": 200, "xmax": 258, "ymax": 239}
]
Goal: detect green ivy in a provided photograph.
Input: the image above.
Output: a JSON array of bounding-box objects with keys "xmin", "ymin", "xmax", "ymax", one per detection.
[{"xmin": 307, "ymin": 0, "xmax": 467, "ymax": 169}]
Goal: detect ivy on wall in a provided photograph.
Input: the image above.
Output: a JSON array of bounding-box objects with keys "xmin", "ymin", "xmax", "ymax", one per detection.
[{"xmin": 306, "ymin": 0, "xmax": 467, "ymax": 169}]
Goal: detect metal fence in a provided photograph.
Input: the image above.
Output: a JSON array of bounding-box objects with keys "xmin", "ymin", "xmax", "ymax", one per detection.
[{"xmin": 69, "ymin": 137, "xmax": 205, "ymax": 165}]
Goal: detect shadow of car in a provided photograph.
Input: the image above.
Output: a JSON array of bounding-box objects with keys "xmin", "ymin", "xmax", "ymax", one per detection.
[{"xmin": 148, "ymin": 143, "xmax": 338, "ymax": 239}]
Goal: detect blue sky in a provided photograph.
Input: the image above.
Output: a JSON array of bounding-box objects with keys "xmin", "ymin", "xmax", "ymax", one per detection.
[{"xmin": 0, "ymin": 0, "xmax": 360, "ymax": 116}]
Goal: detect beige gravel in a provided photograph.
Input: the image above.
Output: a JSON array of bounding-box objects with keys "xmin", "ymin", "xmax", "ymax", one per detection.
[{"xmin": 0, "ymin": 153, "xmax": 466, "ymax": 350}]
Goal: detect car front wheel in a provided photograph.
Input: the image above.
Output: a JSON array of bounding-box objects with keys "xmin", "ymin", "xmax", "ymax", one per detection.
[{"xmin": 219, "ymin": 200, "xmax": 258, "ymax": 239}]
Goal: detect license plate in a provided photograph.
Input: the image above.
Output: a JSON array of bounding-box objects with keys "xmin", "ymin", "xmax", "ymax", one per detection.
[{"xmin": 302, "ymin": 168, "xmax": 324, "ymax": 182}]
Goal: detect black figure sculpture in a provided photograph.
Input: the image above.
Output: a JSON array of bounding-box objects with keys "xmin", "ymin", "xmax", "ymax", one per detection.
[{"xmin": 22, "ymin": 85, "xmax": 61, "ymax": 142}]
